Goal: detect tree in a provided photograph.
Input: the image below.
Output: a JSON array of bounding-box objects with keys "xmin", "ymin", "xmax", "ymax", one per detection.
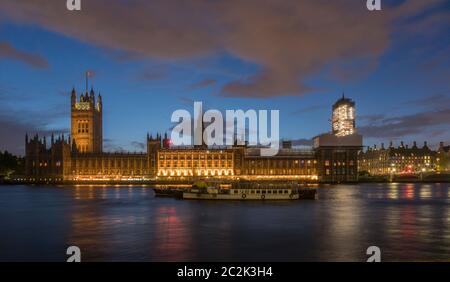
[{"xmin": 0, "ymin": 151, "xmax": 24, "ymax": 179}]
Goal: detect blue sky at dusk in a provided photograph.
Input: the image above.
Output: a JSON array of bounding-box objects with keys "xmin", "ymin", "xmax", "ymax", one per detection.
[{"xmin": 0, "ymin": 0, "xmax": 449, "ymax": 155}]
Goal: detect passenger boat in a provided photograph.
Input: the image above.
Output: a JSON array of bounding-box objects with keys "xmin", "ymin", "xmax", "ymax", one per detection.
[
  {"xmin": 183, "ymin": 182, "xmax": 316, "ymax": 200},
  {"xmin": 153, "ymin": 188, "xmax": 184, "ymax": 198}
]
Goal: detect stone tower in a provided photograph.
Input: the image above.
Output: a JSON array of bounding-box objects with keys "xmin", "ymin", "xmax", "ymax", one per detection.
[{"xmin": 71, "ymin": 87, "xmax": 103, "ymax": 153}]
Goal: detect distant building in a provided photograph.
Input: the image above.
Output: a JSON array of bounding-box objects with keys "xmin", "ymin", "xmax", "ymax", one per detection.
[
  {"xmin": 358, "ymin": 141, "xmax": 436, "ymax": 175},
  {"xmin": 24, "ymin": 87, "xmax": 362, "ymax": 183},
  {"xmin": 313, "ymin": 95, "xmax": 363, "ymax": 182},
  {"xmin": 332, "ymin": 94, "xmax": 355, "ymax": 137},
  {"xmin": 436, "ymin": 142, "xmax": 450, "ymax": 172}
]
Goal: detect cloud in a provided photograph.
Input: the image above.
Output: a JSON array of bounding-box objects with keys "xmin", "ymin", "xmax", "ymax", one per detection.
[
  {"xmin": 359, "ymin": 108, "xmax": 450, "ymax": 138},
  {"xmin": 103, "ymin": 138, "xmax": 125, "ymax": 152},
  {"xmin": 359, "ymin": 114, "xmax": 387, "ymax": 123},
  {"xmin": 0, "ymin": 85, "xmax": 69, "ymax": 155},
  {"xmin": 403, "ymin": 94, "xmax": 450, "ymax": 111},
  {"xmin": 0, "ymin": 41, "xmax": 49, "ymax": 69},
  {"xmin": 136, "ymin": 67, "xmax": 168, "ymax": 81},
  {"xmin": 291, "ymin": 104, "xmax": 328, "ymax": 115},
  {"xmin": 188, "ymin": 79, "xmax": 216, "ymax": 90},
  {"xmin": 0, "ymin": 112, "xmax": 68, "ymax": 156},
  {"xmin": 0, "ymin": 0, "xmax": 445, "ymax": 97},
  {"xmin": 131, "ymin": 141, "xmax": 145, "ymax": 151}
]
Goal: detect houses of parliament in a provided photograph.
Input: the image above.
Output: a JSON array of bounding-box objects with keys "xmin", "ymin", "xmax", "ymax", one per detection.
[{"xmin": 24, "ymin": 87, "xmax": 364, "ymax": 183}]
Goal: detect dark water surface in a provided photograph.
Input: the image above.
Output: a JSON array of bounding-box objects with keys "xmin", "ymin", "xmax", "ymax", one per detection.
[{"xmin": 0, "ymin": 183, "xmax": 449, "ymax": 261}]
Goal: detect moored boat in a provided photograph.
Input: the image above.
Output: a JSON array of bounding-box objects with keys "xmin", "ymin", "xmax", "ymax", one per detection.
[
  {"xmin": 153, "ymin": 187, "xmax": 185, "ymax": 198},
  {"xmin": 183, "ymin": 182, "xmax": 316, "ymax": 200}
]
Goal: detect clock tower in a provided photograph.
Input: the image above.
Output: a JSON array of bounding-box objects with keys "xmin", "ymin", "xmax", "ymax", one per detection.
[{"xmin": 70, "ymin": 87, "xmax": 103, "ymax": 153}]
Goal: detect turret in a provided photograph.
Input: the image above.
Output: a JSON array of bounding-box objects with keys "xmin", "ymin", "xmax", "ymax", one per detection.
[
  {"xmin": 71, "ymin": 87, "xmax": 76, "ymax": 107},
  {"xmin": 90, "ymin": 87, "xmax": 95, "ymax": 104},
  {"xmin": 97, "ymin": 93, "xmax": 102, "ymax": 112}
]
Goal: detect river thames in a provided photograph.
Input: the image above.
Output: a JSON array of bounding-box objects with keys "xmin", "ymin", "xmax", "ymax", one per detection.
[{"xmin": 0, "ymin": 183, "xmax": 449, "ymax": 261}]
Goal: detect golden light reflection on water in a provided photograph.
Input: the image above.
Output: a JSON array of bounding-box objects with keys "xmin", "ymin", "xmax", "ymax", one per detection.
[
  {"xmin": 67, "ymin": 185, "xmax": 205, "ymax": 261},
  {"xmin": 419, "ymin": 185, "xmax": 432, "ymax": 199},
  {"xmin": 387, "ymin": 183, "xmax": 399, "ymax": 200},
  {"xmin": 53, "ymin": 183, "xmax": 450, "ymax": 261}
]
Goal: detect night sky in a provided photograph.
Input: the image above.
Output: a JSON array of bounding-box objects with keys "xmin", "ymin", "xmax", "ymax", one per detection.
[{"xmin": 0, "ymin": 0, "xmax": 449, "ymax": 156}]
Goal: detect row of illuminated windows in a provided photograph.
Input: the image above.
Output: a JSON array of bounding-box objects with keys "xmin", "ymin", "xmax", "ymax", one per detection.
[
  {"xmin": 325, "ymin": 168, "xmax": 355, "ymax": 175},
  {"xmin": 74, "ymin": 170, "xmax": 148, "ymax": 175},
  {"xmin": 324, "ymin": 160, "xmax": 354, "ymax": 166},
  {"xmin": 159, "ymin": 154, "xmax": 232, "ymax": 160},
  {"xmin": 245, "ymin": 159, "xmax": 316, "ymax": 168},
  {"xmin": 159, "ymin": 160, "xmax": 233, "ymax": 168},
  {"xmin": 245, "ymin": 169, "xmax": 316, "ymax": 175},
  {"xmin": 78, "ymin": 145, "xmax": 89, "ymax": 152},
  {"xmin": 77, "ymin": 121, "xmax": 89, "ymax": 134},
  {"xmin": 32, "ymin": 160, "xmax": 61, "ymax": 167},
  {"xmin": 75, "ymin": 159, "xmax": 147, "ymax": 169},
  {"xmin": 232, "ymin": 189, "xmax": 290, "ymax": 195}
]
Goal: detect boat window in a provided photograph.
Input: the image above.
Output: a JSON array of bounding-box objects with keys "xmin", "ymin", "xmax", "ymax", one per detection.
[
  {"xmin": 234, "ymin": 190, "xmax": 239, "ymax": 194},
  {"xmin": 256, "ymin": 190, "xmax": 260, "ymax": 194},
  {"xmin": 251, "ymin": 190, "xmax": 255, "ymax": 194},
  {"xmin": 262, "ymin": 190, "xmax": 266, "ymax": 194},
  {"xmin": 268, "ymin": 190, "xmax": 272, "ymax": 194}
]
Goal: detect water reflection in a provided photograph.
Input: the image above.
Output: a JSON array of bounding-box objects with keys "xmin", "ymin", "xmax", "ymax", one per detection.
[{"xmin": 0, "ymin": 183, "xmax": 449, "ymax": 261}]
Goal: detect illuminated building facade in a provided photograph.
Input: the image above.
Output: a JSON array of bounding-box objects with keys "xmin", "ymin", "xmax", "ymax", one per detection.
[
  {"xmin": 157, "ymin": 148, "xmax": 235, "ymax": 178},
  {"xmin": 332, "ymin": 94, "xmax": 355, "ymax": 137},
  {"xmin": 313, "ymin": 95, "xmax": 363, "ymax": 182},
  {"xmin": 71, "ymin": 88, "xmax": 103, "ymax": 153},
  {"xmin": 240, "ymin": 148, "xmax": 318, "ymax": 180},
  {"xmin": 358, "ymin": 141, "xmax": 436, "ymax": 175},
  {"xmin": 24, "ymin": 89, "xmax": 362, "ymax": 183},
  {"xmin": 436, "ymin": 142, "xmax": 450, "ymax": 172}
]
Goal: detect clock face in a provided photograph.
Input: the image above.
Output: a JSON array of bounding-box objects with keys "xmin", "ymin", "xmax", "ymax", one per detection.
[{"xmin": 75, "ymin": 102, "xmax": 90, "ymax": 110}]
